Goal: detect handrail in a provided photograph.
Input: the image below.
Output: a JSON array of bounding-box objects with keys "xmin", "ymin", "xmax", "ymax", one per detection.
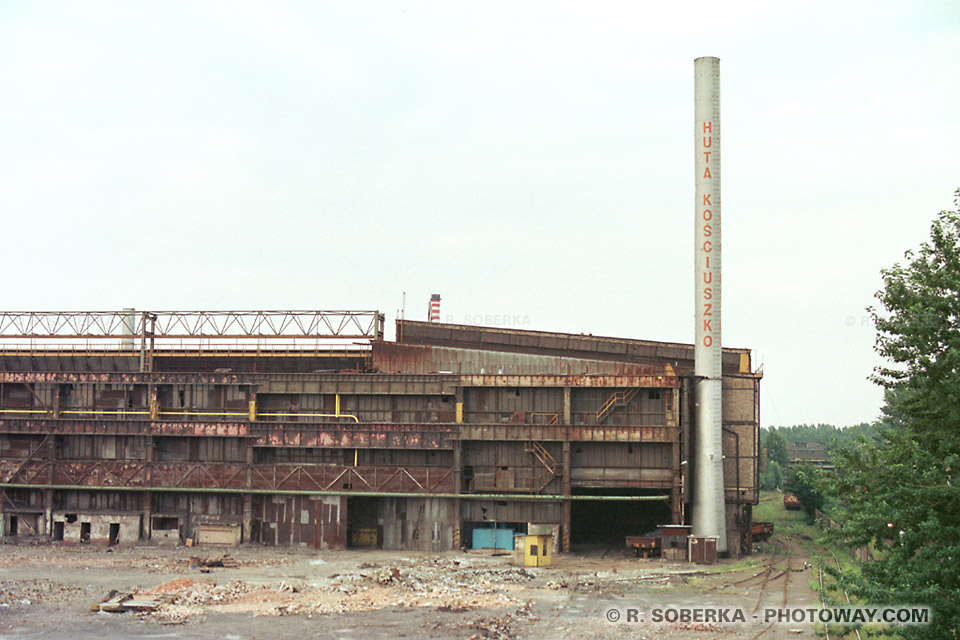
[{"xmin": 0, "ymin": 408, "xmax": 359, "ymax": 422}]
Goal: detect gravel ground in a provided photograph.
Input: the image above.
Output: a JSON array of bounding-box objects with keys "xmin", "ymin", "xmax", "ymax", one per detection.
[{"xmin": 0, "ymin": 542, "xmax": 822, "ymax": 640}]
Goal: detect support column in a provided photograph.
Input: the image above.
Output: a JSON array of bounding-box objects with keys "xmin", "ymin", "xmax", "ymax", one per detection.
[
  {"xmin": 243, "ymin": 443, "xmax": 253, "ymax": 543},
  {"xmin": 453, "ymin": 439, "xmax": 462, "ymax": 549},
  {"xmin": 44, "ymin": 435, "xmax": 54, "ymax": 536},
  {"xmin": 53, "ymin": 385, "xmax": 61, "ymax": 419},
  {"xmin": 561, "ymin": 440, "xmax": 571, "ymax": 553},
  {"xmin": 672, "ymin": 442, "xmax": 682, "ymax": 524},
  {"xmin": 143, "ymin": 435, "xmax": 153, "ymax": 541},
  {"xmin": 43, "ymin": 490, "xmax": 52, "ymax": 538},
  {"xmin": 670, "ymin": 387, "xmax": 682, "ymax": 523},
  {"xmin": 149, "ymin": 386, "xmax": 159, "ymax": 420},
  {"xmin": 562, "ymin": 387, "xmax": 572, "ymax": 425}
]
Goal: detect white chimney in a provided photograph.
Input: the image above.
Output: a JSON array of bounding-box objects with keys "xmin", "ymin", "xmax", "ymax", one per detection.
[{"xmin": 692, "ymin": 56, "xmax": 727, "ymax": 553}]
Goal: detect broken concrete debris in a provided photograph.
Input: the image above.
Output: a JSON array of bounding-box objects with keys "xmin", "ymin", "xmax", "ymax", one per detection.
[{"xmin": 89, "ymin": 555, "xmax": 541, "ymax": 623}]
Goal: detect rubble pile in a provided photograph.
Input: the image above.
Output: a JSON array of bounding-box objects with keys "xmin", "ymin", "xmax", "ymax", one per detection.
[
  {"xmin": 135, "ymin": 557, "xmax": 535, "ymax": 622},
  {"xmin": 159, "ymin": 579, "xmax": 256, "ymax": 606}
]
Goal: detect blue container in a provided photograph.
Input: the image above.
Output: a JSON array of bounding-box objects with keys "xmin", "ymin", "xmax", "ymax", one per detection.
[{"xmin": 472, "ymin": 527, "xmax": 515, "ymax": 550}]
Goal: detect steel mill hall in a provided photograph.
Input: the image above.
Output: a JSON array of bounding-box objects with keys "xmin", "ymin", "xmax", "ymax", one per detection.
[{"xmin": 0, "ymin": 308, "xmax": 761, "ymax": 556}]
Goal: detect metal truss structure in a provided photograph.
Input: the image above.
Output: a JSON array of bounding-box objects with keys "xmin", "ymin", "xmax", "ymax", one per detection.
[{"xmin": 0, "ymin": 310, "xmax": 385, "ymax": 341}]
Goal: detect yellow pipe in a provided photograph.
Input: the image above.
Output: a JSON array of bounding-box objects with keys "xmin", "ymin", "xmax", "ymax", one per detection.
[
  {"xmin": 354, "ymin": 448, "xmax": 358, "ymax": 466},
  {"xmin": 0, "ymin": 409, "xmax": 50, "ymax": 414},
  {"xmin": 335, "ymin": 393, "xmax": 340, "ymax": 417},
  {"xmin": 158, "ymin": 411, "xmax": 248, "ymax": 417}
]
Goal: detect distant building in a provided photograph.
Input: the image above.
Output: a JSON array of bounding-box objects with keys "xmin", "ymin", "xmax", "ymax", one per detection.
[{"xmin": 787, "ymin": 442, "xmax": 834, "ymax": 469}]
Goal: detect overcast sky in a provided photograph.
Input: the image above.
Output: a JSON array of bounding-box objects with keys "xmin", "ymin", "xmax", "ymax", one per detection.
[{"xmin": 2, "ymin": 1, "xmax": 957, "ymax": 427}]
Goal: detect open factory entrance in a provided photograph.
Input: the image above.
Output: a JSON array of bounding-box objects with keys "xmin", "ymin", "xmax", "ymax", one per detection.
[
  {"xmin": 346, "ymin": 496, "xmax": 382, "ymax": 549},
  {"xmin": 570, "ymin": 488, "xmax": 672, "ymax": 553}
]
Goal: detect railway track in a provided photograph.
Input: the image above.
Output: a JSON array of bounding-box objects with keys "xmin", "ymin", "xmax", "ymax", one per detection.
[
  {"xmin": 746, "ymin": 536, "xmax": 813, "ymax": 639},
  {"xmin": 817, "ymin": 548, "xmax": 862, "ymax": 640}
]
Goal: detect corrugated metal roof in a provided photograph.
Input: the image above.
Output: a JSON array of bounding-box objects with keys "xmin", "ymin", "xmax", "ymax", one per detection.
[{"xmin": 395, "ymin": 320, "xmax": 751, "ymax": 373}]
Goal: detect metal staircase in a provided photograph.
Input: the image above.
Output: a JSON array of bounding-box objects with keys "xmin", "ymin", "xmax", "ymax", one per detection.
[
  {"xmin": 596, "ymin": 388, "xmax": 639, "ymax": 423},
  {"xmin": 523, "ymin": 441, "xmax": 559, "ymax": 492},
  {"xmin": 524, "ymin": 441, "xmax": 557, "ymax": 475}
]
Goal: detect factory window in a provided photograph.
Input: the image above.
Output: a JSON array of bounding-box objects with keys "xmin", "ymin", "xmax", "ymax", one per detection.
[{"xmin": 648, "ymin": 390, "xmax": 661, "ymax": 400}]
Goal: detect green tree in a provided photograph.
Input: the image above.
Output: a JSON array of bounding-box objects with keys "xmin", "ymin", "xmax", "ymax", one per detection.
[
  {"xmin": 784, "ymin": 463, "xmax": 823, "ymax": 521},
  {"xmin": 829, "ymin": 190, "xmax": 960, "ymax": 639},
  {"xmin": 765, "ymin": 429, "xmax": 788, "ymax": 467},
  {"xmin": 767, "ymin": 460, "xmax": 783, "ymax": 490}
]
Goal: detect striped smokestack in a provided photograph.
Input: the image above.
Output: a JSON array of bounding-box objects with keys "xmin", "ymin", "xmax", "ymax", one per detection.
[
  {"xmin": 429, "ymin": 294, "xmax": 441, "ymax": 322},
  {"xmin": 692, "ymin": 56, "xmax": 727, "ymax": 553}
]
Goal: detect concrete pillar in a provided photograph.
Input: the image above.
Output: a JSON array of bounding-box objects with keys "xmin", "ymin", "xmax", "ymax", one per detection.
[
  {"xmin": 562, "ymin": 387, "xmax": 572, "ymax": 425},
  {"xmin": 43, "ymin": 489, "xmax": 53, "ymax": 538}
]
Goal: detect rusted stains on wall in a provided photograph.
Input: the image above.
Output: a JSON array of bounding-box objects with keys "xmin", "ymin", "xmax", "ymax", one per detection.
[{"xmin": 252, "ymin": 423, "xmax": 457, "ymax": 449}]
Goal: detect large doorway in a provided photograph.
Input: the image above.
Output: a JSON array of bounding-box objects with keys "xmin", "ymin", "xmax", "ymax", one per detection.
[
  {"xmin": 570, "ymin": 489, "xmax": 672, "ymax": 552},
  {"xmin": 346, "ymin": 497, "xmax": 382, "ymax": 548}
]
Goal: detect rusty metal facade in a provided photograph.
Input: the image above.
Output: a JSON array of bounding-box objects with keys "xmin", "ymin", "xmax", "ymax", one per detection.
[{"xmin": 0, "ymin": 313, "xmax": 760, "ymax": 554}]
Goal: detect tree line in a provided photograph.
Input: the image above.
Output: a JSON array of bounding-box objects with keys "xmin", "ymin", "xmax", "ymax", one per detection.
[{"xmin": 757, "ymin": 190, "xmax": 960, "ymax": 639}]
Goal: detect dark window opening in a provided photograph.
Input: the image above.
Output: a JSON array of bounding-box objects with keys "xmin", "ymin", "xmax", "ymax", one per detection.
[{"xmin": 152, "ymin": 516, "xmax": 179, "ymax": 531}]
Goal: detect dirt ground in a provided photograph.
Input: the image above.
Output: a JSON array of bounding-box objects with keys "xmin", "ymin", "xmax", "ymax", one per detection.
[{"xmin": 0, "ymin": 527, "xmax": 824, "ymax": 640}]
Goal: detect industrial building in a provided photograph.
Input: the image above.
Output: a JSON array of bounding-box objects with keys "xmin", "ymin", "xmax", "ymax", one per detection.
[{"xmin": 0, "ymin": 309, "xmax": 760, "ymax": 555}]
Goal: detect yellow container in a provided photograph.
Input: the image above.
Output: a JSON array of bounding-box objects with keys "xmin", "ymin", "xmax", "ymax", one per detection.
[{"xmin": 516, "ymin": 534, "xmax": 552, "ymax": 567}]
